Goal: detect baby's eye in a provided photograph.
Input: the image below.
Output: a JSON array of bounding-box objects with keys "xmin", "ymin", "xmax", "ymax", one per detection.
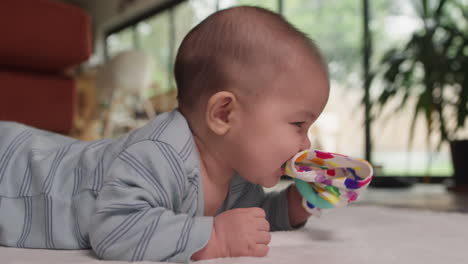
[{"xmin": 291, "ymin": 122, "xmax": 305, "ymax": 128}]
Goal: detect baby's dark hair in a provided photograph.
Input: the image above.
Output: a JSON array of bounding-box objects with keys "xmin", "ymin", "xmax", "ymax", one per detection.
[{"xmin": 174, "ymin": 6, "xmax": 327, "ymax": 111}]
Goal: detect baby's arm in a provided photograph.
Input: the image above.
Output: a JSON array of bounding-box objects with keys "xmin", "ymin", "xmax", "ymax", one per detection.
[
  {"xmin": 88, "ymin": 141, "xmax": 212, "ymax": 263},
  {"xmin": 287, "ymin": 184, "xmax": 312, "ymax": 227}
]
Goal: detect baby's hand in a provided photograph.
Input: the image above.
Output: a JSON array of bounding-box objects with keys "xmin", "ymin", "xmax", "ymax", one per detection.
[
  {"xmin": 215, "ymin": 207, "xmax": 271, "ymax": 257},
  {"xmin": 192, "ymin": 207, "xmax": 271, "ymax": 260}
]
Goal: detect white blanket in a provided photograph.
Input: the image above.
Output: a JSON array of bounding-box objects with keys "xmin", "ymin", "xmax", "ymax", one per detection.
[{"xmin": 2, "ymin": 205, "xmax": 467, "ymax": 264}]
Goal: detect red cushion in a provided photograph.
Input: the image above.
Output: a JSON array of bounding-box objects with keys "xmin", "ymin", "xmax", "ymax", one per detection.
[
  {"xmin": 0, "ymin": 0, "xmax": 92, "ymax": 72},
  {"xmin": 0, "ymin": 70, "xmax": 75, "ymax": 134}
]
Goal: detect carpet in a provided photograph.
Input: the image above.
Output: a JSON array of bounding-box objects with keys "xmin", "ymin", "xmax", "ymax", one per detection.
[{"xmin": 1, "ymin": 205, "xmax": 466, "ymax": 264}]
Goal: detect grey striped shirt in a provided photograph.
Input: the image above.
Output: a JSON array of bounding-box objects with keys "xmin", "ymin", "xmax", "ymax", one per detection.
[{"xmin": 0, "ymin": 110, "xmax": 294, "ymax": 262}]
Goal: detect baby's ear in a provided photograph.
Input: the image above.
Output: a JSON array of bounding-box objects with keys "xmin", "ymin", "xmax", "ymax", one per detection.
[{"xmin": 206, "ymin": 91, "xmax": 236, "ymax": 135}]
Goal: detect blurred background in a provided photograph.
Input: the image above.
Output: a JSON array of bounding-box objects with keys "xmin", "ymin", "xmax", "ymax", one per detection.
[{"xmin": 1, "ymin": 0, "xmax": 467, "ymax": 201}]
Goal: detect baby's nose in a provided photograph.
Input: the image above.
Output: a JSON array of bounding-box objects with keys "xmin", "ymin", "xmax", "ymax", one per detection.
[{"xmin": 299, "ymin": 137, "xmax": 311, "ymax": 151}]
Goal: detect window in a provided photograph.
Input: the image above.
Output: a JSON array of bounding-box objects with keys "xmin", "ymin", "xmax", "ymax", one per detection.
[
  {"xmin": 137, "ymin": 12, "xmax": 171, "ymax": 96},
  {"xmin": 218, "ymin": 0, "xmax": 277, "ymax": 11},
  {"xmin": 104, "ymin": 0, "xmax": 464, "ymax": 179},
  {"xmin": 106, "ymin": 27, "xmax": 134, "ymax": 58},
  {"xmin": 284, "ymin": 0, "xmax": 366, "ymax": 158},
  {"xmin": 371, "ymin": 0, "xmax": 455, "ymax": 177}
]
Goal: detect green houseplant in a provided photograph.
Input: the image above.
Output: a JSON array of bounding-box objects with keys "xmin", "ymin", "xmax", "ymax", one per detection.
[{"xmin": 373, "ymin": 0, "xmax": 467, "ymax": 189}]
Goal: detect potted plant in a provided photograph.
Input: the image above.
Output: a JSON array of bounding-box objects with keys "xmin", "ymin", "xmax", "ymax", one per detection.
[{"xmin": 373, "ymin": 0, "xmax": 467, "ymax": 190}]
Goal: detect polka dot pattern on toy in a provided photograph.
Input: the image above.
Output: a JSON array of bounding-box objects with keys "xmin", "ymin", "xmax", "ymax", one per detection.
[{"xmin": 284, "ymin": 149, "xmax": 373, "ymax": 215}]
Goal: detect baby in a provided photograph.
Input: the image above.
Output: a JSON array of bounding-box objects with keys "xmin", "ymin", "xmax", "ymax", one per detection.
[{"xmin": 0, "ymin": 6, "xmax": 329, "ymax": 263}]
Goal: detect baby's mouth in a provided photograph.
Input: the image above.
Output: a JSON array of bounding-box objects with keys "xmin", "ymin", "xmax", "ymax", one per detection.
[{"xmin": 280, "ymin": 162, "xmax": 287, "ymax": 175}]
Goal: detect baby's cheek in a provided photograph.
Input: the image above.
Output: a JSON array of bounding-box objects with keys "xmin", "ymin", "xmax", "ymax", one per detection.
[
  {"xmin": 289, "ymin": 134, "xmax": 304, "ymax": 151},
  {"xmin": 277, "ymin": 141, "xmax": 298, "ymax": 164},
  {"xmin": 261, "ymin": 129, "xmax": 296, "ymax": 166}
]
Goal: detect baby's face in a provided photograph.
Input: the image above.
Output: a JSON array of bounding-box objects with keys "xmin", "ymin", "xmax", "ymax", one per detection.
[{"xmin": 226, "ymin": 63, "xmax": 329, "ymax": 187}]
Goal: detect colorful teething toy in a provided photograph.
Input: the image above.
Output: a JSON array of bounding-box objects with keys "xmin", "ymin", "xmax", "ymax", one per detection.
[{"xmin": 283, "ymin": 149, "xmax": 373, "ymax": 216}]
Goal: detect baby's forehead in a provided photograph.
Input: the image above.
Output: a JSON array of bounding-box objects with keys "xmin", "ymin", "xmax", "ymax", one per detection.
[{"xmin": 233, "ymin": 56, "xmax": 326, "ymax": 99}]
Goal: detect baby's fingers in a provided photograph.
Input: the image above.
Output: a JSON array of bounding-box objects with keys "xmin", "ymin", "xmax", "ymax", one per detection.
[
  {"xmin": 250, "ymin": 207, "xmax": 266, "ymax": 218},
  {"xmin": 249, "ymin": 244, "xmax": 269, "ymax": 257},
  {"xmin": 255, "ymin": 231, "xmax": 272, "ymax": 245},
  {"xmin": 257, "ymin": 219, "xmax": 270, "ymax": 232}
]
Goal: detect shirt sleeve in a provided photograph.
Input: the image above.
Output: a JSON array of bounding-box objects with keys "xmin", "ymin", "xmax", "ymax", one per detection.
[
  {"xmin": 88, "ymin": 141, "xmax": 213, "ymax": 263},
  {"xmin": 227, "ymin": 180, "xmax": 304, "ymax": 231}
]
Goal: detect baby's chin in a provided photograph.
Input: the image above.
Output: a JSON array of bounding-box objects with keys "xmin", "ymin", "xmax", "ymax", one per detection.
[
  {"xmin": 242, "ymin": 168, "xmax": 283, "ymax": 187},
  {"xmin": 260, "ymin": 174, "xmax": 282, "ymax": 188},
  {"xmin": 262, "ymin": 181, "xmax": 278, "ymax": 188}
]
